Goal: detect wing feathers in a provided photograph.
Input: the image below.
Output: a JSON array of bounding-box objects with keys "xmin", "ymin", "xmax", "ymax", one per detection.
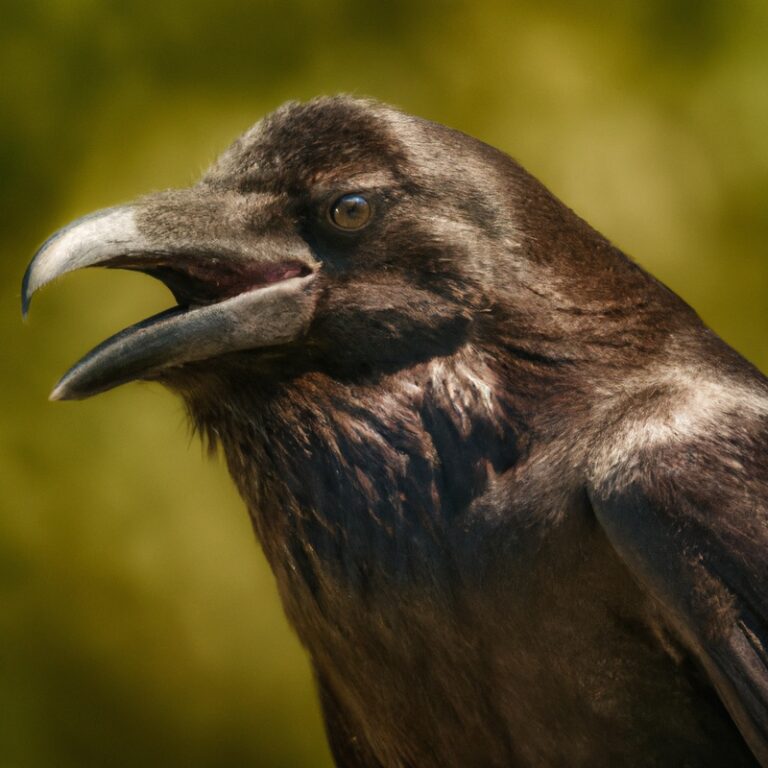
[{"xmin": 589, "ymin": 413, "xmax": 768, "ymax": 764}]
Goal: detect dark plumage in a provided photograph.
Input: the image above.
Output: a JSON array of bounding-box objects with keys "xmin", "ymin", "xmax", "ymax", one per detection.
[{"xmin": 23, "ymin": 97, "xmax": 768, "ymax": 766}]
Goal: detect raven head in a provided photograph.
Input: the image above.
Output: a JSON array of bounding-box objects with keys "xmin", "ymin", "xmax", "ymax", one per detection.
[
  {"xmin": 22, "ymin": 98, "xmax": 505, "ymax": 399},
  {"xmin": 23, "ymin": 96, "xmax": 677, "ymax": 401}
]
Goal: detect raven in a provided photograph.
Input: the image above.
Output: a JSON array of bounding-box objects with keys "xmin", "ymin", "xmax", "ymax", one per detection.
[{"xmin": 23, "ymin": 97, "xmax": 768, "ymax": 767}]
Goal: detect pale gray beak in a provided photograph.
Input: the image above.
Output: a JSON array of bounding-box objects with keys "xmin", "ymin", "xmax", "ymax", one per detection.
[{"xmin": 22, "ymin": 198, "xmax": 319, "ymax": 400}]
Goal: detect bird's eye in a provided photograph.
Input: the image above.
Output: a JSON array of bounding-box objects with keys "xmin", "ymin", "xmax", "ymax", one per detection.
[{"xmin": 329, "ymin": 194, "xmax": 372, "ymax": 231}]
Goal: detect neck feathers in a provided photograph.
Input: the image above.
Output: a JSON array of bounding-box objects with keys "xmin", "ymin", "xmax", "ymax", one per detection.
[{"xmin": 187, "ymin": 348, "xmax": 525, "ymax": 598}]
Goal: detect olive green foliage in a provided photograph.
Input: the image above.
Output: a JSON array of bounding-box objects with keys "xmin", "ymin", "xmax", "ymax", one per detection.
[{"xmin": 2, "ymin": 1, "xmax": 767, "ymax": 765}]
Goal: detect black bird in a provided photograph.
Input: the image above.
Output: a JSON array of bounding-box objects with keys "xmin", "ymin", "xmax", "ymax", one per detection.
[{"xmin": 23, "ymin": 97, "xmax": 768, "ymax": 767}]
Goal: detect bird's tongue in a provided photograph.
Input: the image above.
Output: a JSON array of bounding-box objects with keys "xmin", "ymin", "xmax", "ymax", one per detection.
[{"xmin": 135, "ymin": 259, "xmax": 311, "ymax": 307}]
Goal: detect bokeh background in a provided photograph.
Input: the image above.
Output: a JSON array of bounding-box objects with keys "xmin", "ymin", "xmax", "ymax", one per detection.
[{"xmin": 2, "ymin": 1, "xmax": 767, "ymax": 765}]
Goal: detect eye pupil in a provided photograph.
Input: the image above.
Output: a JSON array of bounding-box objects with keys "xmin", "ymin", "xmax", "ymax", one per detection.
[{"xmin": 330, "ymin": 194, "xmax": 371, "ymax": 230}]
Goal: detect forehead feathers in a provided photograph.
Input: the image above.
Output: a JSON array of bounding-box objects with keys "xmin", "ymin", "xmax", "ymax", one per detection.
[
  {"xmin": 201, "ymin": 97, "xmax": 520, "ymax": 254},
  {"xmin": 203, "ymin": 96, "xmax": 412, "ymax": 193}
]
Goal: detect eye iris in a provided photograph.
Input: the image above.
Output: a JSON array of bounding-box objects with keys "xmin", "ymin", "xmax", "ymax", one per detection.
[{"xmin": 331, "ymin": 194, "xmax": 371, "ymax": 230}]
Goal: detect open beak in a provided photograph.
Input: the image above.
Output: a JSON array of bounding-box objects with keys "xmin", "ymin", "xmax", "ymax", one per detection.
[{"xmin": 22, "ymin": 194, "xmax": 319, "ymax": 400}]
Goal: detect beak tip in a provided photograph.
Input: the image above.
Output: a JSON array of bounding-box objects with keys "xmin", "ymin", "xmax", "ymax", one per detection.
[
  {"xmin": 21, "ymin": 265, "xmax": 34, "ymax": 319},
  {"xmin": 21, "ymin": 205, "xmax": 140, "ymax": 321},
  {"xmin": 49, "ymin": 380, "xmax": 71, "ymax": 402}
]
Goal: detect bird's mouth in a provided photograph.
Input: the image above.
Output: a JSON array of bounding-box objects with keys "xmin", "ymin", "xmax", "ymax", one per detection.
[
  {"xmin": 137, "ymin": 257, "xmax": 312, "ymax": 307},
  {"xmin": 22, "ymin": 205, "xmax": 320, "ymax": 400}
]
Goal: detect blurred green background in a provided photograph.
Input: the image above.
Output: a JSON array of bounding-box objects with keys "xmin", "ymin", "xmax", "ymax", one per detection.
[{"xmin": 2, "ymin": 1, "xmax": 767, "ymax": 765}]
